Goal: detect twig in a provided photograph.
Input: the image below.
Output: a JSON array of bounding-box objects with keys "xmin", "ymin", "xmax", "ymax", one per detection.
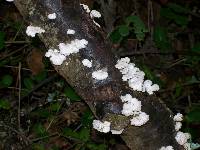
[
  {"xmin": 18, "ymin": 62, "xmax": 22, "ymax": 130},
  {"xmin": 20, "ymin": 74, "xmax": 58, "ymax": 101},
  {"xmin": 158, "ymin": 82, "xmax": 200, "ymax": 93},
  {"xmin": 30, "ymin": 132, "xmax": 59, "ymax": 142},
  {"xmin": 0, "ymin": 122, "xmax": 30, "ymax": 146},
  {"xmin": 0, "ymin": 45, "xmax": 28, "ymax": 61},
  {"xmin": 166, "ymin": 58, "xmax": 187, "ymax": 68},
  {"xmin": 2, "ymin": 65, "xmax": 55, "ymax": 72},
  {"xmin": 46, "ymin": 101, "xmax": 63, "ymax": 131},
  {"xmin": 7, "ymin": 87, "xmax": 29, "ymax": 91},
  {"xmin": 5, "ymin": 41, "xmax": 30, "ymax": 44},
  {"xmin": 118, "ymin": 50, "xmax": 200, "ymax": 57},
  {"xmin": 12, "ymin": 21, "xmax": 24, "ymax": 41}
]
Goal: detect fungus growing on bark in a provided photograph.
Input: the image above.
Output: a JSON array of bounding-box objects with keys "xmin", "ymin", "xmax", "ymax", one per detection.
[
  {"xmin": 159, "ymin": 146, "xmax": 174, "ymax": 150},
  {"xmin": 26, "ymin": 25, "xmax": 45, "ymax": 37},
  {"xmin": 92, "ymin": 120, "xmax": 111, "ymax": 133},
  {"xmin": 67, "ymin": 29, "xmax": 75, "ymax": 35},
  {"xmin": 80, "ymin": 4, "xmax": 90, "ymax": 13},
  {"xmin": 45, "ymin": 49, "xmax": 66, "ymax": 65},
  {"xmin": 173, "ymin": 113, "xmax": 183, "ymax": 122},
  {"xmin": 48, "ymin": 13, "xmax": 56, "ymax": 19},
  {"xmin": 82, "ymin": 59, "xmax": 92, "ymax": 68},
  {"xmin": 92, "ymin": 70, "xmax": 108, "ymax": 80},
  {"xmin": 90, "ymin": 10, "xmax": 101, "ymax": 18},
  {"xmin": 45, "ymin": 39, "xmax": 88, "ymax": 65},
  {"xmin": 115, "ymin": 57, "xmax": 159, "ymax": 94},
  {"xmin": 120, "ymin": 94, "xmax": 141, "ymax": 116},
  {"xmin": 59, "ymin": 39, "xmax": 88, "ymax": 56},
  {"xmin": 175, "ymin": 131, "xmax": 190, "ymax": 146},
  {"xmin": 130, "ymin": 112, "xmax": 149, "ymax": 126},
  {"xmin": 111, "ymin": 129, "xmax": 124, "ymax": 135}
]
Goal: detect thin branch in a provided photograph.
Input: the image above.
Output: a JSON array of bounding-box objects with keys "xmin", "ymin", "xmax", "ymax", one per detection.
[{"xmin": 18, "ymin": 62, "xmax": 22, "ymax": 130}]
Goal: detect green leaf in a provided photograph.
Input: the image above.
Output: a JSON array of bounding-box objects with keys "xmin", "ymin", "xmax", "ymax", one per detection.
[
  {"xmin": 49, "ymin": 102, "xmax": 60, "ymax": 112},
  {"xmin": 79, "ymin": 127, "xmax": 90, "ymax": 142},
  {"xmin": 64, "ymin": 86, "xmax": 81, "ymax": 102},
  {"xmin": 0, "ymin": 31, "xmax": 5, "ymax": 50},
  {"xmin": 87, "ymin": 143, "xmax": 107, "ymax": 150},
  {"xmin": 32, "ymin": 144, "xmax": 46, "ymax": 150},
  {"xmin": 153, "ymin": 26, "xmax": 171, "ymax": 51},
  {"xmin": 174, "ymin": 83, "xmax": 182, "ymax": 98},
  {"xmin": 0, "ymin": 99, "xmax": 11, "ymax": 110},
  {"xmin": 33, "ymin": 123, "xmax": 48, "ymax": 137},
  {"xmin": 81, "ymin": 109, "xmax": 94, "ymax": 127},
  {"xmin": 109, "ymin": 30, "xmax": 123, "ymax": 43},
  {"xmin": 173, "ymin": 14, "xmax": 189, "ymax": 26},
  {"xmin": 31, "ymin": 109, "xmax": 51, "ymax": 119},
  {"xmin": 186, "ymin": 76, "xmax": 200, "ymax": 84},
  {"xmin": 167, "ymin": 3, "xmax": 189, "ymax": 14},
  {"xmin": 125, "ymin": 15, "xmax": 141, "ymax": 25},
  {"xmin": 33, "ymin": 71, "xmax": 47, "ymax": 83},
  {"xmin": 62, "ymin": 128, "xmax": 79, "ymax": 139},
  {"xmin": 186, "ymin": 108, "xmax": 200, "ymax": 123},
  {"xmin": 23, "ymin": 78, "xmax": 34, "ymax": 90},
  {"xmin": 160, "ymin": 8, "xmax": 176, "ymax": 20},
  {"xmin": 1, "ymin": 75, "xmax": 13, "ymax": 87},
  {"xmin": 125, "ymin": 15, "xmax": 148, "ymax": 41},
  {"xmin": 0, "ymin": 59, "xmax": 9, "ymax": 67},
  {"xmin": 191, "ymin": 43, "xmax": 200, "ymax": 53},
  {"xmin": 160, "ymin": 7, "xmax": 189, "ymax": 27},
  {"xmin": 118, "ymin": 25, "xmax": 129, "ymax": 37}
]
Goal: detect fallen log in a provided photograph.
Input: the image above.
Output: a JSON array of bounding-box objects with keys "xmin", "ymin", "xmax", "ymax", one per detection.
[{"xmin": 14, "ymin": 0, "xmax": 185, "ymax": 149}]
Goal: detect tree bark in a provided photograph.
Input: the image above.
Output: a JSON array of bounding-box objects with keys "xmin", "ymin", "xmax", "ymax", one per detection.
[{"xmin": 14, "ymin": 0, "xmax": 184, "ymax": 149}]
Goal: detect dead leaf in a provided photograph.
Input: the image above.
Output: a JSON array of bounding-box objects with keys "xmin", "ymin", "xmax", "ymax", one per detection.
[{"xmin": 27, "ymin": 49, "xmax": 44, "ymax": 75}]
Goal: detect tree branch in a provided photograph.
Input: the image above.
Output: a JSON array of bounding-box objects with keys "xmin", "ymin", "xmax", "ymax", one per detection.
[{"xmin": 14, "ymin": 0, "xmax": 184, "ymax": 149}]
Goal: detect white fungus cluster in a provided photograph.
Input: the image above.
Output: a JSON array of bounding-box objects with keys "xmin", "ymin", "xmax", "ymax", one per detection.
[
  {"xmin": 45, "ymin": 49, "xmax": 66, "ymax": 65},
  {"xmin": 115, "ymin": 57, "xmax": 159, "ymax": 95},
  {"xmin": 67, "ymin": 29, "xmax": 75, "ymax": 35},
  {"xmin": 183, "ymin": 143, "xmax": 191, "ymax": 150},
  {"xmin": 120, "ymin": 94, "xmax": 149, "ymax": 126},
  {"xmin": 175, "ymin": 122, "xmax": 182, "ymax": 132},
  {"xmin": 173, "ymin": 113, "xmax": 183, "ymax": 131},
  {"xmin": 175, "ymin": 132, "xmax": 190, "ymax": 146},
  {"xmin": 92, "ymin": 120, "xmax": 124, "ymax": 134},
  {"xmin": 92, "ymin": 120, "xmax": 111, "ymax": 133},
  {"xmin": 143, "ymin": 80, "xmax": 160, "ymax": 95},
  {"xmin": 130, "ymin": 112, "xmax": 149, "ymax": 126},
  {"xmin": 26, "ymin": 26, "xmax": 45, "ymax": 37},
  {"xmin": 80, "ymin": 3, "xmax": 101, "ymax": 27},
  {"xmin": 6, "ymin": 0, "xmax": 14, "ymax": 2},
  {"xmin": 173, "ymin": 113, "xmax": 183, "ymax": 122},
  {"xmin": 45, "ymin": 39, "xmax": 88, "ymax": 65},
  {"xmin": 159, "ymin": 146, "xmax": 174, "ymax": 150},
  {"xmin": 59, "ymin": 39, "xmax": 88, "ymax": 56},
  {"xmin": 48, "ymin": 13, "xmax": 57, "ymax": 19},
  {"xmin": 82, "ymin": 59, "xmax": 92, "ymax": 68},
  {"xmin": 90, "ymin": 10, "xmax": 101, "ymax": 18},
  {"xmin": 121, "ymin": 94, "xmax": 141, "ymax": 116},
  {"xmin": 92, "ymin": 69, "xmax": 108, "ymax": 80},
  {"xmin": 172, "ymin": 113, "xmax": 192, "ymax": 150},
  {"xmin": 110, "ymin": 129, "xmax": 124, "ymax": 135},
  {"xmin": 80, "ymin": 4, "xmax": 90, "ymax": 13}
]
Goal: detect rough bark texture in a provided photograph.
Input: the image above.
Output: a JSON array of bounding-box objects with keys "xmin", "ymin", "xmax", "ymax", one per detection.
[{"xmin": 14, "ymin": 0, "xmax": 184, "ymax": 149}]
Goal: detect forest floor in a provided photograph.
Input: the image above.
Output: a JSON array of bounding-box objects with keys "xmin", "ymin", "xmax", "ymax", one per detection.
[{"xmin": 0, "ymin": 1, "xmax": 200, "ymax": 150}]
